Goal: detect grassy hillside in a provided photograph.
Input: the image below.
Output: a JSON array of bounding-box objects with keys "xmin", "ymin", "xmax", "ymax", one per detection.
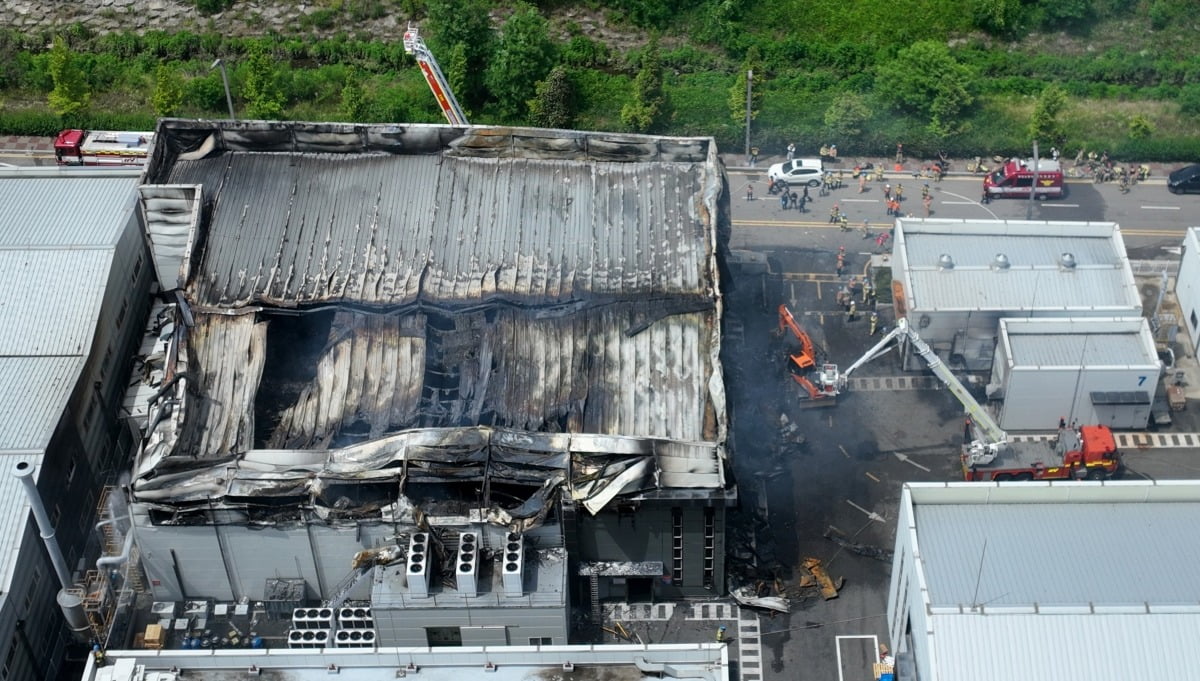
[{"xmin": 2, "ymin": 0, "xmax": 1198, "ymax": 160}]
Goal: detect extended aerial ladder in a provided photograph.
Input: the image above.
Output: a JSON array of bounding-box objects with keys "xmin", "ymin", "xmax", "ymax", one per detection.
[
  {"xmin": 402, "ymin": 25, "xmax": 470, "ymax": 126},
  {"xmin": 832, "ymin": 317, "xmax": 1010, "ymax": 463}
]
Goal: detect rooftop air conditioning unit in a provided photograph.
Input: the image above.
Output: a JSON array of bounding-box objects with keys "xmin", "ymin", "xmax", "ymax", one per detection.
[
  {"xmin": 407, "ymin": 533, "xmax": 430, "ymax": 598},
  {"xmin": 501, "ymin": 532, "xmax": 524, "ymax": 597},
  {"xmin": 456, "ymin": 532, "xmax": 479, "ymax": 597}
]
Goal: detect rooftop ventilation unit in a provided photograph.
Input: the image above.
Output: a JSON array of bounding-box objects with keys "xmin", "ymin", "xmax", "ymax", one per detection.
[
  {"xmin": 501, "ymin": 532, "xmax": 524, "ymax": 597},
  {"xmin": 991, "ymin": 253, "xmax": 1011, "ymax": 270},
  {"xmin": 337, "ymin": 607, "xmax": 373, "ymax": 630},
  {"xmin": 1059, "ymin": 252, "xmax": 1077, "ymax": 270},
  {"xmin": 456, "ymin": 532, "xmax": 479, "ymax": 597},
  {"xmin": 937, "ymin": 254, "xmax": 955, "ymax": 270},
  {"xmin": 407, "ymin": 533, "xmax": 430, "ymax": 598},
  {"xmin": 292, "ymin": 607, "xmax": 329, "ymax": 630},
  {"xmin": 288, "ymin": 629, "xmax": 331, "ymax": 649},
  {"xmin": 334, "ymin": 629, "xmax": 376, "ymax": 649}
]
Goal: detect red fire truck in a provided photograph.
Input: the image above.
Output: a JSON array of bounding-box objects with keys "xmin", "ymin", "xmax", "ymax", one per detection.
[
  {"xmin": 983, "ymin": 158, "xmax": 1064, "ymax": 200},
  {"xmin": 54, "ymin": 129, "xmax": 153, "ymax": 167}
]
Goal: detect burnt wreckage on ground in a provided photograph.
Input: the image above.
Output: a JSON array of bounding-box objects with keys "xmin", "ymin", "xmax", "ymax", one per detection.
[{"xmin": 129, "ymin": 120, "xmax": 734, "ymax": 639}]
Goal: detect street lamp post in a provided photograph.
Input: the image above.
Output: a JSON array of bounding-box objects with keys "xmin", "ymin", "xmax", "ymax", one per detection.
[{"xmin": 211, "ymin": 58, "xmax": 235, "ymax": 120}]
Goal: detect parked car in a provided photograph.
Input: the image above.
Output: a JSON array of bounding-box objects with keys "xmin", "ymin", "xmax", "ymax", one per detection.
[
  {"xmin": 1167, "ymin": 164, "xmax": 1200, "ymax": 194},
  {"xmin": 768, "ymin": 158, "xmax": 824, "ymax": 187}
]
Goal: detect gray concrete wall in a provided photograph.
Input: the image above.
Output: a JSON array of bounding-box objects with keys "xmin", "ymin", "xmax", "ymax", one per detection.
[{"xmin": 373, "ymin": 604, "xmax": 567, "ymax": 647}]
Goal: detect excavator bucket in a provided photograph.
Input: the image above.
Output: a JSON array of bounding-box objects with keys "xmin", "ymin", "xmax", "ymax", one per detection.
[{"xmin": 801, "ymin": 557, "xmax": 843, "ymax": 600}]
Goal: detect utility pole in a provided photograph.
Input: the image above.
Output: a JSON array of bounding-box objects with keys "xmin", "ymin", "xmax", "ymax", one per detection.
[
  {"xmin": 744, "ymin": 69, "xmax": 752, "ymax": 161},
  {"xmin": 1027, "ymin": 140, "xmax": 1039, "ymax": 220},
  {"xmin": 211, "ymin": 59, "xmax": 235, "ymax": 120}
]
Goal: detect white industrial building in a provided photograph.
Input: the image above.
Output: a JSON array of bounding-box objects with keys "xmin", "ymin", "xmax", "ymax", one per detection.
[
  {"xmin": 81, "ymin": 643, "xmax": 729, "ymax": 681},
  {"xmin": 887, "ymin": 481, "xmax": 1200, "ymax": 681},
  {"xmin": 891, "ymin": 219, "xmax": 1142, "ymax": 371},
  {"xmin": 988, "ymin": 317, "xmax": 1161, "ymax": 431},
  {"xmin": 0, "ymin": 170, "xmax": 154, "ymax": 681},
  {"xmin": 1175, "ymin": 227, "xmax": 1200, "ymax": 357}
]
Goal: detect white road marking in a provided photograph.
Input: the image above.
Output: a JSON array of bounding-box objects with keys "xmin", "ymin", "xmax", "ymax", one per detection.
[
  {"xmin": 841, "ymin": 198, "xmax": 877, "ymax": 203},
  {"xmin": 941, "ymin": 200, "xmax": 975, "ymax": 205},
  {"xmin": 938, "ymin": 190, "xmax": 998, "ymax": 219},
  {"xmin": 1039, "ymin": 203, "xmax": 1080, "ymax": 207},
  {"xmin": 835, "ymin": 635, "xmax": 881, "ymax": 681},
  {"xmin": 1142, "ymin": 205, "xmax": 1181, "ymax": 210}
]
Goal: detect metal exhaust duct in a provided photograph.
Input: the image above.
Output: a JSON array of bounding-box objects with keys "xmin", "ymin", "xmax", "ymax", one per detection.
[{"xmin": 13, "ymin": 461, "xmax": 72, "ymax": 589}]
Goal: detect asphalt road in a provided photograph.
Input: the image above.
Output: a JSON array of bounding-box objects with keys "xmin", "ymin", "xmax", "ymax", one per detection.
[
  {"xmin": 728, "ymin": 169, "xmax": 1200, "ymax": 255},
  {"xmin": 721, "ymin": 176, "xmax": 1200, "ymax": 681}
]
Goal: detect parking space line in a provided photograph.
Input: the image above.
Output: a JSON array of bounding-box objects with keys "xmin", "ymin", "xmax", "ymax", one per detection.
[
  {"xmin": 1142, "ymin": 205, "xmax": 1181, "ymax": 210},
  {"xmin": 835, "ymin": 634, "xmax": 879, "ymax": 681},
  {"xmin": 1039, "ymin": 203, "xmax": 1080, "ymax": 207}
]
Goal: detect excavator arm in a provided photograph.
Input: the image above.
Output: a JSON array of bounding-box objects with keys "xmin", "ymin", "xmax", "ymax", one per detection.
[{"xmin": 777, "ymin": 304, "xmax": 817, "ymax": 369}]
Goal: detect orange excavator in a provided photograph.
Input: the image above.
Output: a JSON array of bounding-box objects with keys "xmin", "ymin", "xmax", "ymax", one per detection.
[{"xmin": 776, "ymin": 304, "xmax": 839, "ymax": 404}]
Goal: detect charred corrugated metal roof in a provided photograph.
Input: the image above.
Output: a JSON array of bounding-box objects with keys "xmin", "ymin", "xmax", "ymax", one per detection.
[{"xmin": 133, "ymin": 120, "xmax": 730, "ymax": 522}]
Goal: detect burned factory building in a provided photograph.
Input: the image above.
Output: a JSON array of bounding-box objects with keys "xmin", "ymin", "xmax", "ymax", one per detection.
[{"xmin": 126, "ymin": 119, "xmax": 734, "ymax": 646}]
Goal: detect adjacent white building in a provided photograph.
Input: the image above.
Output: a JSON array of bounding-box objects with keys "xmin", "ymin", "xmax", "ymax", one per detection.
[
  {"xmin": 1175, "ymin": 227, "xmax": 1200, "ymax": 356},
  {"xmin": 0, "ymin": 170, "xmax": 153, "ymax": 681},
  {"xmin": 81, "ymin": 643, "xmax": 729, "ymax": 681},
  {"xmin": 887, "ymin": 481, "xmax": 1200, "ymax": 681},
  {"xmin": 891, "ymin": 219, "xmax": 1142, "ymax": 371},
  {"xmin": 988, "ymin": 317, "xmax": 1161, "ymax": 430}
]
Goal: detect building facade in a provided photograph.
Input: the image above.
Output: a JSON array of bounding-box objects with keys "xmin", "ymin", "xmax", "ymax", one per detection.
[
  {"xmin": 888, "ymin": 481, "xmax": 1200, "ymax": 681},
  {"xmin": 891, "ymin": 219, "xmax": 1142, "ymax": 371},
  {"xmin": 0, "ymin": 171, "xmax": 153, "ymax": 681}
]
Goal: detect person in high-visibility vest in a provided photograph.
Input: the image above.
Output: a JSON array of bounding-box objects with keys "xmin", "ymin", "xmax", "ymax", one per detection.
[{"xmin": 869, "ymin": 311, "xmax": 879, "ymax": 335}]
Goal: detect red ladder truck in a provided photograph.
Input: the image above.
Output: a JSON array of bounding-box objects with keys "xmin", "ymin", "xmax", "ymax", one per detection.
[
  {"xmin": 824, "ymin": 316, "xmax": 1122, "ymax": 481},
  {"xmin": 402, "ymin": 25, "xmax": 470, "ymax": 126}
]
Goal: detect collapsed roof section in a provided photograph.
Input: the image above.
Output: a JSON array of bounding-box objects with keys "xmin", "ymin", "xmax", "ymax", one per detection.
[{"xmin": 133, "ymin": 120, "xmax": 730, "ymax": 525}]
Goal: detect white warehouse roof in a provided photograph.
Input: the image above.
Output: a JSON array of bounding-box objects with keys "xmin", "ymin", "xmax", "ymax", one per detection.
[
  {"xmin": 897, "ymin": 481, "xmax": 1200, "ymax": 681},
  {"xmin": 998, "ymin": 317, "xmax": 1159, "ymax": 368},
  {"xmin": 0, "ymin": 170, "xmax": 140, "ymax": 598},
  {"xmin": 893, "ymin": 219, "xmax": 1140, "ymax": 313}
]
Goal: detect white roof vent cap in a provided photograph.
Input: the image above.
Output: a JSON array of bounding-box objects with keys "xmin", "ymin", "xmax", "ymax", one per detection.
[
  {"xmin": 937, "ymin": 253, "xmax": 955, "ymax": 270},
  {"xmin": 1059, "ymin": 252, "xmax": 1077, "ymax": 269},
  {"xmin": 992, "ymin": 253, "xmax": 1011, "ymax": 270}
]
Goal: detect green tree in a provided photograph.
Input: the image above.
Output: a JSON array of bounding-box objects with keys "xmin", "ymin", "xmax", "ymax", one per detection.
[
  {"xmin": 875, "ymin": 41, "xmax": 975, "ymax": 137},
  {"xmin": 969, "ymin": 0, "xmax": 1022, "ymax": 38},
  {"xmin": 340, "ymin": 78, "xmax": 368, "ymax": 122},
  {"xmin": 1127, "ymin": 114, "xmax": 1153, "ymax": 139},
  {"xmin": 243, "ymin": 50, "xmax": 285, "ymax": 119},
  {"xmin": 427, "ymin": 0, "xmax": 494, "ymax": 110},
  {"xmin": 620, "ymin": 40, "xmax": 665, "ymax": 133},
  {"xmin": 1028, "ymin": 84, "xmax": 1068, "ymax": 145},
  {"xmin": 528, "ymin": 66, "xmax": 574, "ymax": 129},
  {"xmin": 47, "ymin": 36, "xmax": 90, "ymax": 117},
  {"xmin": 823, "ymin": 92, "xmax": 871, "ymax": 138},
  {"xmin": 152, "ymin": 64, "xmax": 186, "ymax": 117},
  {"xmin": 727, "ymin": 47, "xmax": 763, "ymax": 127},
  {"xmin": 484, "ymin": 3, "xmax": 555, "ymax": 120}
]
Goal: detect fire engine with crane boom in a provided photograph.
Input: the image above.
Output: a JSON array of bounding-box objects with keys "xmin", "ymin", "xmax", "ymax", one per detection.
[
  {"xmin": 54, "ymin": 129, "xmax": 153, "ymax": 166},
  {"xmin": 402, "ymin": 25, "xmax": 470, "ymax": 126},
  {"xmin": 778, "ymin": 308, "xmax": 1122, "ymax": 481}
]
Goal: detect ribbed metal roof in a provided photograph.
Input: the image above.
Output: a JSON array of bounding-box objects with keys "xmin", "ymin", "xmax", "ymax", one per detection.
[
  {"xmin": 905, "ymin": 483, "xmax": 1200, "ymax": 681},
  {"xmin": 0, "ymin": 175, "xmax": 137, "ymax": 247},
  {"xmin": 0, "ymin": 248, "xmax": 114, "ymax": 355},
  {"xmin": 929, "ymin": 612, "xmax": 1200, "ymax": 681},
  {"xmin": 168, "ymin": 152, "xmax": 711, "ymax": 308},
  {"xmin": 915, "ymin": 502, "xmax": 1200, "ymax": 606},
  {"xmin": 0, "ymin": 357, "xmax": 85, "ymax": 451},
  {"xmin": 895, "ymin": 220, "xmax": 1140, "ymax": 312},
  {"xmin": 1008, "ymin": 333, "xmax": 1153, "ymax": 366},
  {"xmin": 0, "ymin": 454, "xmax": 41, "ymax": 598}
]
